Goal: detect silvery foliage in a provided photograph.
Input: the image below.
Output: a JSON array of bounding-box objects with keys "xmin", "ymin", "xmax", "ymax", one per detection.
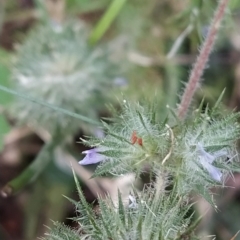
[
  {"xmin": 10, "ymin": 20, "xmax": 120, "ymax": 135},
  {"xmin": 43, "ymin": 100, "xmax": 240, "ymax": 240}
]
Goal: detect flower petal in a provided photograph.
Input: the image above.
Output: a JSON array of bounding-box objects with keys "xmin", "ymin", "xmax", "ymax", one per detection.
[
  {"xmin": 197, "ymin": 143, "xmax": 223, "ymax": 182},
  {"xmin": 196, "ymin": 143, "xmax": 215, "ymax": 163},
  {"xmin": 79, "ymin": 148, "xmax": 106, "ymax": 165},
  {"xmin": 113, "ymin": 77, "xmax": 128, "ymax": 87},
  {"xmin": 201, "ymin": 160, "xmax": 222, "ymax": 182}
]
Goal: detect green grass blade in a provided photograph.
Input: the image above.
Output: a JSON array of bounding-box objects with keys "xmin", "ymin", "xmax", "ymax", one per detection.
[
  {"xmin": 89, "ymin": 0, "xmax": 127, "ymax": 45},
  {"xmin": 0, "ymin": 84, "xmax": 101, "ymax": 126}
]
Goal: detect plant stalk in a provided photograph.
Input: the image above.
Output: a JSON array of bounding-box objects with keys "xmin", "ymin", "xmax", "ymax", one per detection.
[
  {"xmin": 177, "ymin": 0, "xmax": 230, "ymax": 119},
  {"xmin": 89, "ymin": 0, "xmax": 127, "ymax": 45},
  {"xmin": 0, "ymin": 139, "xmax": 55, "ymax": 197}
]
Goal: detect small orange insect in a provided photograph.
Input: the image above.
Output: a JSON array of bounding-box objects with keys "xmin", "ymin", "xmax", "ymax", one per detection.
[
  {"xmin": 131, "ymin": 130, "xmax": 138, "ymax": 144},
  {"xmin": 137, "ymin": 137, "xmax": 143, "ymax": 146},
  {"xmin": 131, "ymin": 130, "xmax": 143, "ymax": 146}
]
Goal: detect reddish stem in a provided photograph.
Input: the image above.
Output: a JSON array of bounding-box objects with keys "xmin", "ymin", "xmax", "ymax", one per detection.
[{"xmin": 177, "ymin": 0, "xmax": 230, "ymax": 119}]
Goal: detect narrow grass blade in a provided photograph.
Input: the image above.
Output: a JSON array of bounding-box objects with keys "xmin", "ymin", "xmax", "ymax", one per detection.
[
  {"xmin": 0, "ymin": 84, "xmax": 100, "ymax": 126},
  {"xmin": 89, "ymin": 0, "xmax": 127, "ymax": 45}
]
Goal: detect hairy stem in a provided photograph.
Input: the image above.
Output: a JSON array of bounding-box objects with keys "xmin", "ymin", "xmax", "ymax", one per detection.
[{"xmin": 177, "ymin": 0, "xmax": 230, "ymax": 120}]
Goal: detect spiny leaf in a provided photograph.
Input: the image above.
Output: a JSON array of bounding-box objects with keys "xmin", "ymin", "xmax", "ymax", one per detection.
[
  {"xmin": 91, "ymin": 159, "xmax": 122, "ymax": 178},
  {"xmin": 108, "ymin": 131, "xmax": 132, "ymax": 145},
  {"xmin": 118, "ymin": 190, "xmax": 126, "ymax": 226},
  {"xmin": 212, "ymin": 88, "xmax": 226, "ymax": 114},
  {"xmin": 195, "ymin": 184, "xmax": 216, "ymax": 208},
  {"xmin": 136, "ymin": 109, "xmax": 150, "ymax": 134},
  {"xmin": 72, "ymin": 168, "xmax": 101, "ymax": 233}
]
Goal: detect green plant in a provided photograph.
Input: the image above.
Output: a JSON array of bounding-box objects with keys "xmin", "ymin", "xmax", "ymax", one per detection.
[
  {"xmin": 41, "ymin": 1, "xmax": 240, "ymax": 239},
  {"xmin": 10, "ymin": 20, "xmax": 120, "ymax": 136}
]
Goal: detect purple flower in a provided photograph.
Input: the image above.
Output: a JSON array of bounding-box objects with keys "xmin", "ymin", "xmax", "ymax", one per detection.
[
  {"xmin": 79, "ymin": 148, "xmax": 106, "ymax": 165},
  {"xmin": 196, "ymin": 143, "xmax": 226, "ymax": 182},
  {"xmin": 113, "ymin": 77, "xmax": 128, "ymax": 87}
]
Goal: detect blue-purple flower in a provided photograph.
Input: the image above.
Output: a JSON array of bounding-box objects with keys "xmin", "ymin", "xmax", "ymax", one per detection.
[
  {"xmin": 113, "ymin": 77, "xmax": 128, "ymax": 87},
  {"xmin": 79, "ymin": 148, "xmax": 106, "ymax": 165},
  {"xmin": 196, "ymin": 143, "xmax": 226, "ymax": 182}
]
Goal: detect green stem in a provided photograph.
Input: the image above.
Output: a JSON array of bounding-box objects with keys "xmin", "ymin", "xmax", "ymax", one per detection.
[
  {"xmin": 89, "ymin": 0, "xmax": 127, "ymax": 45},
  {"xmin": 0, "ymin": 139, "xmax": 55, "ymax": 196},
  {"xmin": 24, "ymin": 178, "xmax": 45, "ymax": 240}
]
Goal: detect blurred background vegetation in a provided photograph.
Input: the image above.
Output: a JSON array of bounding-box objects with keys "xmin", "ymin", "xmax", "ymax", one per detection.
[{"xmin": 0, "ymin": 0, "xmax": 240, "ymax": 239}]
